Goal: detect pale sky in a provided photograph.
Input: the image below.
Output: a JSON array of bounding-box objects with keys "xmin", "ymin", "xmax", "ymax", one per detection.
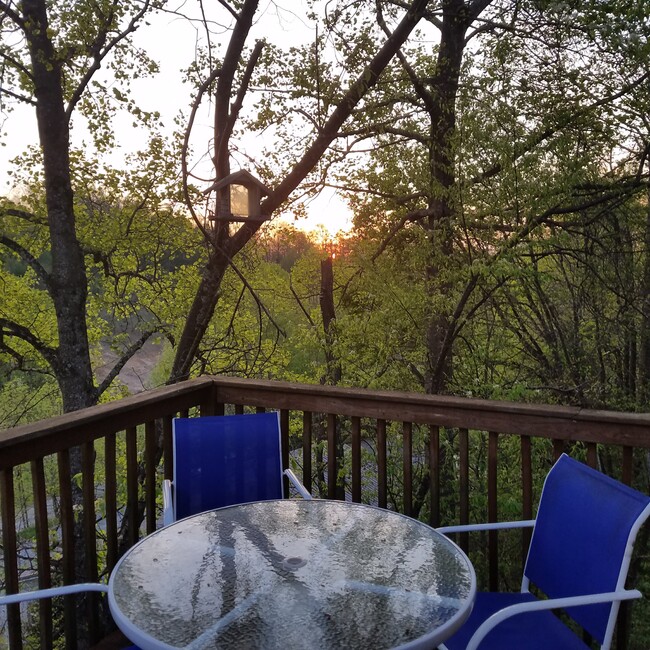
[{"xmin": 0, "ymin": 1, "xmax": 353, "ymax": 236}]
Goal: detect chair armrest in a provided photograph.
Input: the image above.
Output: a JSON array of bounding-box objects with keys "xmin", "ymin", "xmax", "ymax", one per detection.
[
  {"xmin": 0, "ymin": 583, "xmax": 109, "ymax": 606},
  {"xmin": 284, "ymin": 468, "xmax": 312, "ymax": 500},
  {"xmin": 162, "ymin": 478, "xmax": 174, "ymax": 526},
  {"xmin": 466, "ymin": 589, "xmax": 642, "ymax": 650},
  {"xmin": 437, "ymin": 520, "xmax": 536, "ymax": 535}
]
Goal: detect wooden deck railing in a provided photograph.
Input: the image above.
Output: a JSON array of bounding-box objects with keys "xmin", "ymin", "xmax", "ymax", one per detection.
[{"xmin": 1, "ymin": 376, "xmax": 649, "ymax": 648}]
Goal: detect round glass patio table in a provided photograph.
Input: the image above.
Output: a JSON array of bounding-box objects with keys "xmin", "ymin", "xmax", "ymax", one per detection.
[{"xmin": 108, "ymin": 500, "xmax": 476, "ymax": 649}]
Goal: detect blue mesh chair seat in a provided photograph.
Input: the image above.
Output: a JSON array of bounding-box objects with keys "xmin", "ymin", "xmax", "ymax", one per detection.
[
  {"xmin": 439, "ymin": 454, "xmax": 650, "ymax": 650},
  {"xmin": 162, "ymin": 412, "xmax": 311, "ymax": 524}
]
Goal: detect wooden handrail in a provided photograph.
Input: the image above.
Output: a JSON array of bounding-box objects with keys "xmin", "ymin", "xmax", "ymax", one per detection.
[
  {"xmin": 4, "ymin": 376, "xmax": 650, "ymax": 456},
  {"xmin": 210, "ymin": 376, "xmax": 650, "ymax": 446},
  {"xmin": 0, "ymin": 377, "xmax": 215, "ymax": 470}
]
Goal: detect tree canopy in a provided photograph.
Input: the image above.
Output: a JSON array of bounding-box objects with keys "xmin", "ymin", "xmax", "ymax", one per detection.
[{"xmin": 2, "ymin": 0, "xmax": 650, "ymax": 424}]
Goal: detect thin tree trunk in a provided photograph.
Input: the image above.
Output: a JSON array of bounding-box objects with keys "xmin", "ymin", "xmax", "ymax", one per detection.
[
  {"xmin": 638, "ymin": 180, "xmax": 650, "ymax": 404},
  {"xmin": 320, "ymin": 256, "xmax": 342, "ymax": 386}
]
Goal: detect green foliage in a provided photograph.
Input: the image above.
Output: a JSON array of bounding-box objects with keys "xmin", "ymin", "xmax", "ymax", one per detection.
[{"xmin": 0, "ymin": 138, "xmax": 203, "ymax": 420}]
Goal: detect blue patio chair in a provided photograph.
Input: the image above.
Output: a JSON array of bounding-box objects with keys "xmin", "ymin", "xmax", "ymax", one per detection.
[
  {"xmin": 438, "ymin": 453, "xmax": 650, "ymax": 650},
  {"xmin": 162, "ymin": 411, "xmax": 311, "ymax": 525}
]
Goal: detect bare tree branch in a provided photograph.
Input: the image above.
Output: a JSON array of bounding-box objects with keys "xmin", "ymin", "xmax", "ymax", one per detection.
[
  {"xmin": 182, "ymin": 66, "xmax": 221, "ymax": 234},
  {"xmin": 0, "ymin": 1, "xmax": 24, "ymax": 27},
  {"xmin": 0, "ymin": 86, "xmax": 37, "ymax": 105},
  {"xmin": 0, "ymin": 234, "xmax": 52, "ymax": 290},
  {"xmin": 94, "ymin": 330, "xmax": 156, "ymax": 399},
  {"xmin": 0, "ymin": 317, "xmax": 59, "ymax": 370},
  {"xmin": 65, "ymin": 0, "xmax": 152, "ymax": 119},
  {"xmin": 257, "ymin": 0, "xmax": 430, "ymax": 223}
]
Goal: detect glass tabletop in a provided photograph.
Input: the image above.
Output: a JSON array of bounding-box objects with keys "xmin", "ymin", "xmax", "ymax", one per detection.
[{"xmin": 109, "ymin": 500, "xmax": 475, "ymax": 649}]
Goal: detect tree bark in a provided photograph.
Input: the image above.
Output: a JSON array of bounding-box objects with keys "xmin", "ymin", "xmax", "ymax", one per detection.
[
  {"xmin": 22, "ymin": 2, "xmax": 99, "ymax": 643},
  {"xmin": 320, "ymin": 256, "xmax": 342, "ymax": 386},
  {"xmin": 424, "ymin": 0, "xmax": 472, "ymax": 394},
  {"xmin": 22, "ymin": 0, "xmax": 95, "ymax": 411}
]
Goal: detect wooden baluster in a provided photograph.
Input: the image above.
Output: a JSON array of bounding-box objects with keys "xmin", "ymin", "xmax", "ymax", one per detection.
[
  {"xmin": 488, "ymin": 432, "xmax": 499, "ymax": 591},
  {"xmin": 1, "ymin": 467, "xmax": 23, "ymax": 649},
  {"xmin": 622, "ymin": 446, "xmax": 633, "ymax": 485},
  {"xmin": 302, "ymin": 412, "xmax": 313, "ymax": 494},
  {"xmin": 377, "ymin": 419, "xmax": 387, "ymax": 509},
  {"xmin": 81, "ymin": 441, "xmax": 100, "ymax": 643},
  {"xmin": 327, "ymin": 414, "xmax": 338, "ymax": 499},
  {"xmin": 126, "ymin": 427, "xmax": 139, "ymax": 548},
  {"xmin": 521, "ymin": 436, "xmax": 533, "ymax": 572},
  {"xmin": 31, "ymin": 457, "xmax": 53, "ymax": 648},
  {"xmin": 145, "ymin": 421, "xmax": 156, "ymax": 535},
  {"xmin": 428, "ymin": 424, "xmax": 440, "ymax": 528},
  {"xmin": 403, "ymin": 422, "xmax": 413, "ymax": 516},
  {"xmin": 162, "ymin": 416, "xmax": 173, "ymax": 482},
  {"xmin": 586, "ymin": 442, "xmax": 598, "ymax": 468},
  {"xmin": 104, "ymin": 432, "xmax": 118, "ymax": 573},
  {"xmin": 459, "ymin": 428, "xmax": 470, "ymax": 552},
  {"xmin": 280, "ymin": 409, "xmax": 290, "ymax": 496},
  {"xmin": 351, "ymin": 417, "xmax": 362, "ymax": 503},
  {"xmin": 57, "ymin": 449, "xmax": 76, "ymax": 649}
]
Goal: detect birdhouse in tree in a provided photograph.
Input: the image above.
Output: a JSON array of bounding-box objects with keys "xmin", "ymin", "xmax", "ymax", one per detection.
[{"xmin": 209, "ymin": 170, "xmax": 272, "ymax": 222}]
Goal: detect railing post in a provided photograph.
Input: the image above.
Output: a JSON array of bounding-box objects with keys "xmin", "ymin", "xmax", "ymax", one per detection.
[
  {"xmin": 1, "ymin": 467, "xmax": 23, "ymax": 649},
  {"xmin": 351, "ymin": 417, "xmax": 362, "ymax": 503},
  {"xmin": 327, "ymin": 414, "xmax": 343, "ymax": 499},
  {"xmin": 302, "ymin": 412, "xmax": 313, "ymax": 494},
  {"xmin": 31, "ymin": 457, "xmax": 53, "ymax": 646},
  {"xmin": 459, "ymin": 428, "xmax": 470, "ymax": 552},
  {"xmin": 428, "ymin": 424, "xmax": 440, "ymax": 527},
  {"xmin": 200, "ymin": 378, "xmax": 220, "ymax": 416},
  {"xmin": 403, "ymin": 422, "xmax": 413, "ymax": 516},
  {"xmin": 377, "ymin": 419, "xmax": 387, "ymax": 509},
  {"xmin": 488, "ymin": 432, "xmax": 499, "ymax": 591}
]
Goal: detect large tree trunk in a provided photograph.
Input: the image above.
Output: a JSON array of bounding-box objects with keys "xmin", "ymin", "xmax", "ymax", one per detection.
[
  {"xmin": 23, "ymin": 2, "xmax": 97, "ymax": 644},
  {"xmin": 23, "ymin": 0, "xmax": 95, "ymax": 411},
  {"xmin": 424, "ymin": 0, "xmax": 471, "ymax": 394}
]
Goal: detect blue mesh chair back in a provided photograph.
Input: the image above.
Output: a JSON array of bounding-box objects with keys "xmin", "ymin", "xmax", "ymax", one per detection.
[
  {"xmin": 524, "ymin": 454, "xmax": 650, "ymax": 644},
  {"xmin": 172, "ymin": 412, "xmax": 285, "ymax": 521}
]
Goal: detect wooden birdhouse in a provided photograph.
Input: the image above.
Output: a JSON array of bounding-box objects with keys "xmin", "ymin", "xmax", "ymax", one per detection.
[{"xmin": 209, "ymin": 170, "xmax": 272, "ymax": 223}]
